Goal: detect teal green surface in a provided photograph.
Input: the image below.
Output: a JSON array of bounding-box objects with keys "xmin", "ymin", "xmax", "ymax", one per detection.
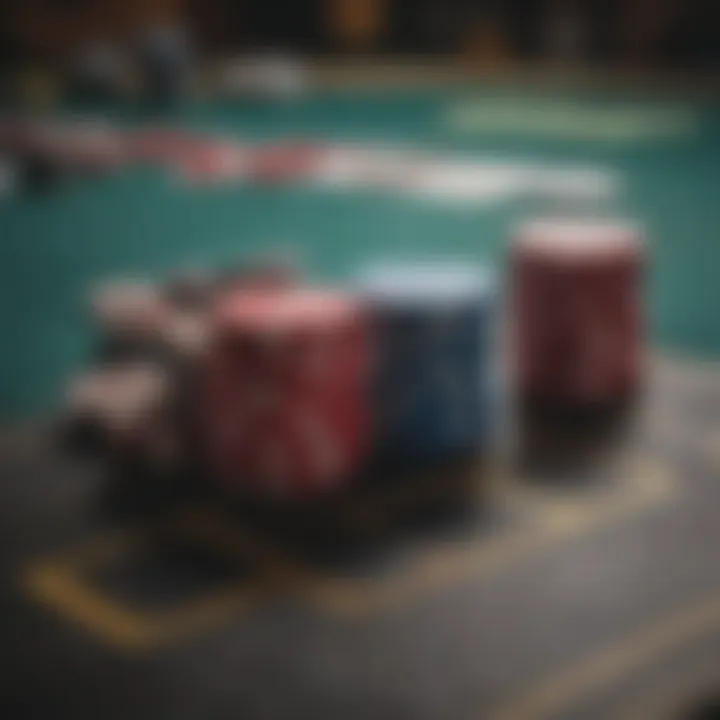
[{"xmin": 2, "ymin": 88, "xmax": 719, "ymax": 422}]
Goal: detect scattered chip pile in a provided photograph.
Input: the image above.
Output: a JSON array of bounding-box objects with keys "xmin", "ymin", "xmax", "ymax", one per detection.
[
  {"xmin": 0, "ymin": 115, "xmax": 625, "ymax": 207},
  {"xmin": 69, "ymin": 275, "xmax": 212, "ymax": 468},
  {"xmin": 66, "ymin": 362, "xmax": 178, "ymax": 471}
]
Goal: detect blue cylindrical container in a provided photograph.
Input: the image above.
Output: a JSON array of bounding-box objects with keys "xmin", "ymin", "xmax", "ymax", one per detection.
[{"xmin": 356, "ymin": 262, "xmax": 497, "ymax": 459}]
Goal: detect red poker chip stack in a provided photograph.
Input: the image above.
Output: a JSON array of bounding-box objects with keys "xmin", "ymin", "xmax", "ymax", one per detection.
[
  {"xmin": 200, "ymin": 288, "xmax": 370, "ymax": 498},
  {"xmin": 511, "ymin": 219, "xmax": 644, "ymax": 408}
]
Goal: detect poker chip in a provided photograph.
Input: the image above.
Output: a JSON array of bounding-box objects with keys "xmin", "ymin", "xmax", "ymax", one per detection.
[
  {"xmin": 127, "ymin": 128, "xmax": 205, "ymax": 164},
  {"xmin": 161, "ymin": 311, "xmax": 210, "ymax": 362},
  {"xmin": 164, "ymin": 268, "xmax": 218, "ymax": 310},
  {"xmin": 90, "ymin": 280, "xmax": 172, "ymax": 346},
  {"xmin": 60, "ymin": 121, "xmax": 127, "ymax": 172},
  {"xmin": 177, "ymin": 140, "xmax": 249, "ymax": 185},
  {"xmin": 312, "ymin": 145, "xmax": 369, "ymax": 188},
  {"xmin": 313, "ymin": 145, "xmax": 416, "ymax": 191},
  {"xmin": 249, "ymin": 143, "xmax": 322, "ymax": 184},
  {"xmin": 199, "ymin": 288, "xmax": 369, "ymax": 497},
  {"xmin": 356, "ymin": 261, "xmax": 497, "ymax": 459},
  {"xmin": 511, "ymin": 218, "xmax": 644, "ymax": 407},
  {"xmin": 0, "ymin": 118, "xmax": 127, "ymax": 190},
  {"xmin": 65, "ymin": 363, "xmax": 173, "ymax": 455},
  {"xmin": 127, "ymin": 128, "xmax": 251, "ymax": 185},
  {"xmin": 407, "ymin": 161, "xmax": 526, "ymax": 203}
]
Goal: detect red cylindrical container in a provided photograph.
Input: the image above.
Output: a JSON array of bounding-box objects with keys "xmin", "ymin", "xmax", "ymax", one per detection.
[
  {"xmin": 199, "ymin": 288, "xmax": 370, "ymax": 497},
  {"xmin": 512, "ymin": 220, "xmax": 644, "ymax": 407}
]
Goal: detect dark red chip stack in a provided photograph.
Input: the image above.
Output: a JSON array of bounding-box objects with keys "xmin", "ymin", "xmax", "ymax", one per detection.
[
  {"xmin": 200, "ymin": 288, "xmax": 370, "ymax": 497},
  {"xmin": 512, "ymin": 220, "xmax": 644, "ymax": 407}
]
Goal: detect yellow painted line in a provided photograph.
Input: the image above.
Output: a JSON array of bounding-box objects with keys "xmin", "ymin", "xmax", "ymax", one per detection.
[
  {"xmin": 139, "ymin": 584, "xmax": 263, "ymax": 644},
  {"xmin": 23, "ymin": 562, "xmax": 158, "ymax": 650},
  {"xmin": 20, "ymin": 508, "xmax": 276, "ymax": 651},
  {"xmin": 303, "ymin": 453, "xmax": 674, "ymax": 617},
  {"xmin": 486, "ymin": 589, "xmax": 720, "ymax": 720},
  {"xmin": 18, "ymin": 450, "xmax": 679, "ymax": 645},
  {"xmin": 24, "ymin": 558, "xmax": 265, "ymax": 650}
]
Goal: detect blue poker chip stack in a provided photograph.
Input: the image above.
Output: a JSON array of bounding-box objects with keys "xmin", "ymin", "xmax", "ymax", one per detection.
[{"xmin": 356, "ymin": 261, "xmax": 497, "ymax": 460}]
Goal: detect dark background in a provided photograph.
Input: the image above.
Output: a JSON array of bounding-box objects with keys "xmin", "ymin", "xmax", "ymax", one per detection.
[{"xmin": 1, "ymin": 0, "xmax": 719, "ymax": 71}]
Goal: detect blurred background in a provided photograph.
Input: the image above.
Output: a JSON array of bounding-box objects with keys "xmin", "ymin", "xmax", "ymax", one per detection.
[
  {"xmin": 1, "ymin": 0, "xmax": 720, "ymax": 85},
  {"xmin": 1, "ymin": 3, "xmax": 720, "ymax": 720}
]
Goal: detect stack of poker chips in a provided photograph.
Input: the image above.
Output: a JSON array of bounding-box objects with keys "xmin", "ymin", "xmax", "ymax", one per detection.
[
  {"xmin": 511, "ymin": 219, "xmax": 644, "ymax": 410},
  {"xmin": 65, "ymin": 362, "xmax": 179, "ymax": 472},
  {"xmin": 200, "ymin": 288, "xmax": 370, "ymax": 497},
  {"xmin": 91, "ymin": 281, "xmax": 174, "ymax": 353},
  {"xmin": 64, "ymin": 224, "xmax": 645, "ymax": 498},
  {"xmin": 357, "ymin": 262, "xmax": 497, "ymax": 460}
]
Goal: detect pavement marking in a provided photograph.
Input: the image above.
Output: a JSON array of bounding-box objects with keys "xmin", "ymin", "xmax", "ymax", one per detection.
[{"xmin": 486, "ymin": 588, "xmax": 720, "ymax": 720}]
